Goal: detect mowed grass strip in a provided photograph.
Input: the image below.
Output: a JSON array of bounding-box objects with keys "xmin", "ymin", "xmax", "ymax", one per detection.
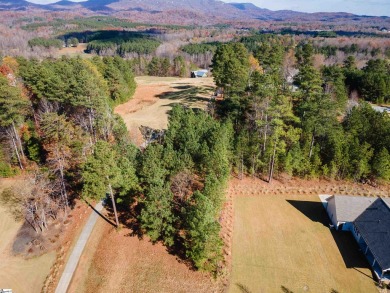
[{"xmin": 230, "ymin": 193, "xmax": 378, "ymax": 293}]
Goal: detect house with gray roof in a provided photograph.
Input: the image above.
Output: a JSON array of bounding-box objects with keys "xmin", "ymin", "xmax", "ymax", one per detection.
[
  {"xmin": 191, "ymin": 69, "xmax": 208, "ymax": 78},
  {"xmin": 325, "ymin": 195, "xmax": 376, "ymax": 231},
  {"xmin": 354, "ymin": 199, "xmax": 390, "ymax": 281},
  {"xmin": 325, "ymin": 195, "xmax": 390, "ymax": 282}
]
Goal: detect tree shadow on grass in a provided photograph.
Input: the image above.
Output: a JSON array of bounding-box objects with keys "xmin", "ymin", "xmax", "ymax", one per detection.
[
  {"xmin": 280, "ymin": 286, "xmax": 294, "ymax": 293},
  {"xmin": 86, "ymin": 200, "xmax": 116, "ymax": 227},
  {"xmin": 286, "ymin": 199, "xmax": 377, "ymax": 282},
  {"xmin": 155, "ymin": 85, "xmax": 213, "ymax": 104},
  {"xmin": 173, "ymin": 85, "xmax": 193, "ymax": 90},
  {"xmin": 236, "ymin": 283, "xmax": 252, "ymax": 293}
]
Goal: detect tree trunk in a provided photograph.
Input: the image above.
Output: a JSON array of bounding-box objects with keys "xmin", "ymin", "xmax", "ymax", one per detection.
[
  {"xmin": 12, "ymin": 121, "xmax": 25, "ymax": 161},
  {"xmin": 263, "ymin": 113, "xmax": 268, "ymax": 153},
  {"xmin": 25, "ymin": 217, "xmax": 38, "ymax": 233},
  {"xmin": 41, "ymin": 209, "xmax": 47, "ymax": 229},
  {"xmin": 108, "ymin": 180, "xmax": 119, "ymax": 228},
  {"xmin": 309, "ymin": 130, "xmax": 315, "ymax": 159},
  {"xmin": 56, "ymin": 149, "xmax": 69, "ymax": 213},
  {"xmin": 8, "ymin": 127, "xmax": 23, "ymax": 169},
  {"xmin": 252, "ymin": 154, "xmax": 256, "ymax": 177},
  {"xmin": 268, "ymin": 142, "xmax": 277, "ymax": 184},
  {"xmin": 240, "ymin": 153, "xmax": 244, "ymax": 180},
  {"xmin": 87, "ymin": 102, "xmax": 96, "ymax": 144}
]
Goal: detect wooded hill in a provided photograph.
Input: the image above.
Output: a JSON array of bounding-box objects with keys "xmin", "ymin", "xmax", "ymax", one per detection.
[{"xmin": 1, "ymin": 0, "xmax": 390, "ymax": 28}]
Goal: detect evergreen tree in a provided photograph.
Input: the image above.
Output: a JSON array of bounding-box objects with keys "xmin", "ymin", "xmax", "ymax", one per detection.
[
  {"xmin": 82, "ymin": 141, "xmax": 124, "ymax": 227},
  {"xmin": 0, "ymin": 74, "xmax": 29, "ymax": 169},
  {"xmin": 184, "ymin": 191, "xmax": 223, "ymax": 272},
  {"xmin": 139, "ymin": 182, "xmax": 176, "ymax": 246},
  {"xmin": 211, "ymin": 43, "xmax": 250, "ymax": 94},
  {"xmin": 372, "ymin": 148, "xmax": 390, "ymax": 180}
]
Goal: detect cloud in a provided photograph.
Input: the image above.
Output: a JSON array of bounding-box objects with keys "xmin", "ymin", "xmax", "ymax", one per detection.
[{"xmin": 27, "ymin": 0, "xmax": 85, "ymax": 3}]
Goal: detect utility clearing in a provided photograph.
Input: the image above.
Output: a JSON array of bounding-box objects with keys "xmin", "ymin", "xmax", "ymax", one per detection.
[{"xmin": 115, "ymin": 76, "xmax": 214, "ymax": 146}]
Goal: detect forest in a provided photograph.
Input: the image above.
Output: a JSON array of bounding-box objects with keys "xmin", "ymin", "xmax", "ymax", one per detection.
[
  {"xmin": 212, "ymin": 38, "xmax": 390, "ymax": 183},
  {"xmin": 1, "ymin": 31, "xmax": 390, "ymax": 275}
]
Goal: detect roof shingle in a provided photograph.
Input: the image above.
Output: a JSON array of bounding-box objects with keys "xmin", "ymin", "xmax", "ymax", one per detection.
[{"xmin": 354, "ymin": 198, "xmax": 390, "ymax": 271}]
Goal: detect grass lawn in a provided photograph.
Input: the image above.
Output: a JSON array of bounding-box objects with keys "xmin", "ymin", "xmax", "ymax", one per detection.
[{"xmin": 229, "ymin": 193, "xmax": 378, "ymax": 293}]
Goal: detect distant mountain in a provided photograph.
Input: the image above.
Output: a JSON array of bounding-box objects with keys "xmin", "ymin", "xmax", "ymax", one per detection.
[
  {"xmin": 3, "ymin": 0, "xmax": 389, "ymax": 25},
  {"xmin": 38, "ymin": 0, "xmax": 300, "ymax": 20},
  {"xmin": 0, "ymin": 0, "xmax": 42, "ymax": 11}
]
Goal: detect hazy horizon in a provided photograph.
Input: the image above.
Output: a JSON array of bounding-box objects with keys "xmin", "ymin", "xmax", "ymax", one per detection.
[{"xmin": 25, "ymin": 0, "xmax": 390, "ymax": 17}]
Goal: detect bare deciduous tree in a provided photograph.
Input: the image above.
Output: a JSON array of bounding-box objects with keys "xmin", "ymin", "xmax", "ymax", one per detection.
[{"xmin": 0, "ymin": 173, "xmax": 60, "ymax": 233}]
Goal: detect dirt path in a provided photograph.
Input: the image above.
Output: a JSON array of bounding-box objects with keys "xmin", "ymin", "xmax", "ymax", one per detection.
[{"xmin": 114, "ymin": 76, "xmax": 215, "ymax": 146}]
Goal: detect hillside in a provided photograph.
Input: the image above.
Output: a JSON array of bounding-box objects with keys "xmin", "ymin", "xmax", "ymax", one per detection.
[
  {"xmin": 0, "ymin": 0, "xmax": 386, "ymax": 25},
  {"xmin": 0, "ymin": 0, "xmax": 42, "ymax": 11}
]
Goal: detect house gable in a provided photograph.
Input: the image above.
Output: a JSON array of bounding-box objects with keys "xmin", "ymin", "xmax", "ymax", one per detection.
[{"xmin": 326, "ymin": 195, "xmax": 376, "ymax": 226}]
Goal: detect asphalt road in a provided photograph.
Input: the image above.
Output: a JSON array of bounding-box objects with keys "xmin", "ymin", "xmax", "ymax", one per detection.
[{"xmin": 55, "ymin": 201, "xmax": 103, "ymax": 293}]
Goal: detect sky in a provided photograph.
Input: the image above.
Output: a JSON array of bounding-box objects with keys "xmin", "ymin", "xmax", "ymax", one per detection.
[{"xmin": 26, "ymin": 0, "xmax": 390, "ymax": 16}]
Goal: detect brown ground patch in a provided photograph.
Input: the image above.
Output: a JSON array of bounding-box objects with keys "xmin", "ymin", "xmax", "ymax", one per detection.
[
  {"xmin": 57, "ymin": 43, "xmax": 88, "ymax": 57},
  {"xmin": 114, "ymin": 76, "xmax": 215, "ymax": 146},
  {"xmin": 229, "ymin": 175, "xmax": 390, "ymax": 198},
  {"xmin": 70, "ymin": 214, "xmax": 221, "ymax": 293}
]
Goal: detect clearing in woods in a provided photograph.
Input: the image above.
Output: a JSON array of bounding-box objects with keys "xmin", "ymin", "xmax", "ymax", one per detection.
[
  {"xmin": 228, "ymin": 177, "xmax": 379, "ymax": 293},
  {"xmin": 0, "ymin": 178, "xmax": 56, "ymax": 293},
  {"xmin": 115, "ymin": 76, "xmax": 215, "ymax": 145},
  {"xmin": 56, "ymin": 43, "xmax": 89, "ymax": 57}
]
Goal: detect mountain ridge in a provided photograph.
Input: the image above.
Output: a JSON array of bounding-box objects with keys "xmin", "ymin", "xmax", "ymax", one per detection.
[{"xmin": 1, "ymin": 0, "xmax": 389, "ymax": 25}]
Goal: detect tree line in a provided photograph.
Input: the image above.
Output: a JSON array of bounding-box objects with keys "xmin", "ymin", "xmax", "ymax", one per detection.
[
  {"xmin": 28, "ymin": 37, "xmax": 63, "ymax": 49},
  {"xmin": 86, "ymin": 38, "xmax": 161, "ymax": 56},
  {"xmin": 344, "ymin": 56, "xmax": 390, "ymax": 103},
  {"xmin": 211, "ymin": 40, "xmax": 390, "ymax": 182}
]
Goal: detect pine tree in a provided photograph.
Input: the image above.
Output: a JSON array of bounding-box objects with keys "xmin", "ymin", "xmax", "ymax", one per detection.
[
  {"xmin": 373, "ymin": 148, "xmax": 390, "ymax": 180},
  {"xmin": 0, "ymin": 74, "xmax": 29, "ymax": 169},
  {"xmin": 82, "ymin": 140, "xmax": 123, "ymax": 227},
  {"xmin": 184, "ymin": 191, "xmax": 223, "ymax": 272},
  {"xmin": 211, "ymin": 43, "xmax": 250, "ymax": 94},
  {"xmin": 139, "ymin": 182, "xmax": 176, "ymax": 246}
]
